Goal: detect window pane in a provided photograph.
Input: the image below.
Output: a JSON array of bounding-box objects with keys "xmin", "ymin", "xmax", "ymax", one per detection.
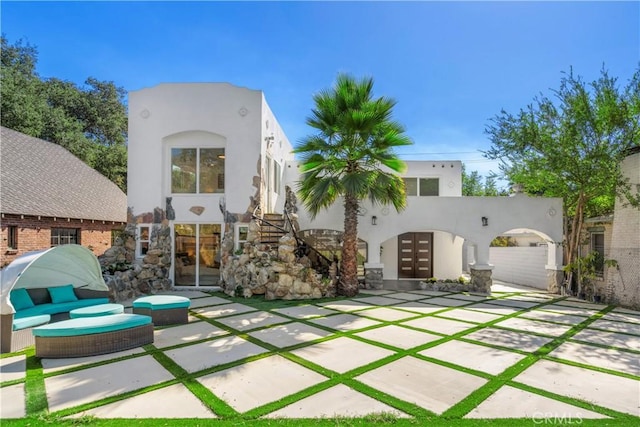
[
  {"xmin": 199, "ymin": 224, "xmax": 221, "ymax": 285},
  {"xmin": 200, "ymin": 148, "xmax": 225, "ymax": 193},
  {"xmin": 403, "ymin": 178, "xmax": 418, "ymax": 196},
  {"xmin": 171, "ymin": 148, "xmax": 197, "ymax": 193},
  {"xmin": 174, "ymin": 224, "xmax": 196, "ymax": 286},
  {"xmin": 419, "ymin": 178, "xmax": 439, "ymax": 196},
  {"xmin": 274, "ymin": 162, "xmax": 281, "ymax": 193}
]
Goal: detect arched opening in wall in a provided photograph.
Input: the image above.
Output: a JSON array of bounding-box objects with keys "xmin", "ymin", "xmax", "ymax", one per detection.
[
  {"xmin": 380, "ymin": 230, "xmax": 465, "ymax": 281},
  {"xmin": 486, "ymin": 228, "xmax": 555, "ymax": 290},
  {"xmin": 297, "ymin": 229, "xmax": 367, "ymax": 280}
]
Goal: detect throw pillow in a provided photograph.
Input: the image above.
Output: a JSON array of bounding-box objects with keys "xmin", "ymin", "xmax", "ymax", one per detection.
[
  {"xmin": 48, "ymin": 284, "xmax": 78, "ymax": 304},
  {"xmin": 9, "ymin": 288, "xmax": 35, "ymax": 311}
]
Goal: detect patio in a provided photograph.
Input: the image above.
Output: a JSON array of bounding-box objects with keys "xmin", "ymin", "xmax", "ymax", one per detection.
[{"xmin": 1, "ymin": 281, "xmax": 638, "ymax": 422}]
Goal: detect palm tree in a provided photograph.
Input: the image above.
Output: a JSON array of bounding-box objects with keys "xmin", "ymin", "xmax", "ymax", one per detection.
[{"xmin": 294, "ymin": 74, "xmax": 412, "ymax": 297}]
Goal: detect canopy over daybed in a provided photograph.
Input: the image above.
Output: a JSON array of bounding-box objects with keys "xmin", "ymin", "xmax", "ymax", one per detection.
[{"xmin": 1, "ymin": 245, "xmax": 108, "ymax": 314}]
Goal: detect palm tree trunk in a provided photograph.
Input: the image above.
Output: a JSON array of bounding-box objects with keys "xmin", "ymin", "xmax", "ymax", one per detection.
[{"xmin": 338, "ymin": 194, "xmax": 360, "ymax": 297}]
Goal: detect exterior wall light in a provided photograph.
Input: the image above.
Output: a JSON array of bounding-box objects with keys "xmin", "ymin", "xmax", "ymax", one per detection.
[
  {"xmin": 482, "ymin": 216, "xmax": 488, "ymax": 227},
  {"xmin": 372, "ymin": 216, "xmax": 377, "ymax": 226}
]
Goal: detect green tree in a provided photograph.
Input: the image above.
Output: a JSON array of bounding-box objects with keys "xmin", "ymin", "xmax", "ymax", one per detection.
[
  {"xmin": 295, "ymin": 74, "xmax": 412, "ymax": 297},
  {"xmin": 1, "ymin": 35, "xmax": 128, "ymax": 191},
  {"xmin": 461, "ymin": 164, "xmax": 504, "ymax": 196},
  {"xmin": 485, "ymin": 66, "xmax": 640, "ymax": 293}
]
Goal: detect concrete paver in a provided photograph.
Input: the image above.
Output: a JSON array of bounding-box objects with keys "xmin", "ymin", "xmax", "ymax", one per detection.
[
  {"xmin": 354, "ymin": 324, "xmax": 442, "ymax": 349},
  {"xmin": 393, "ymin": 301, "xmax": 447, "ymax": 314},
  {"xmin": 308, "ymin": 313, "xmax": 382, "ymax": 331},
  {"xmin": 401, "ymin": 316, "xmax": 476, "ymax": 335},
  {"xmin": 421, "ymin": 297, "xmax": 472, "ymax": 307},
  {"xmin": 153, "ymin": 321, "xmax": 229, "ymax": 348},
  {"xmin": 464, "ymin": 327, "xmax": 553, "ymax": 352},
  {"xmin": 570, "ymin": 328, "xmax": 640, "ymax": 352},
  {"xmin": 188, "ymin": 296, "xmax": 235, "ymax": 308},
  {"xmin": 383, "ymin": 292, "xmax": 428, "ymax": 301},
  {"xmin": 465, "ymin": 303, "xmax": 521, "ymax": 316},
  {"xmin": 0, "ymin": 355, "xmax": 25, "ymax": 382},
  {"xmin": 193, "ymin": 302, "xmax": 257, "ymax": 318},
  {"xmin": 45, "ymin": 355, "xmax": 174, "ymax": 413},
  {"xmin": 602, "ymin": 311, "xmax": 640, "ymax": 324},
  {"xmin": 264, "ymin": 384, "xmax": 410, "ymax": 418},
  {"xmin": 464, "ymin": 385, "xmax": 609, "ymax": 419},
  {"xmin": 519, "ymin": 309, "xmax": 587, "ymax": 325},
  {"xmin": 587, "ymin": 318, "xmax": 640, "ymax": 335},
  {"xmin": 354, "ymin": 306, "xmax": 420, "ymax": 322},
  {"xmin": 0, "ymin": 383, "xmax": 24, "ymax": 418},
  {"xmin": 272, "ymin": 304, "xmax": 338, "ymax": 319},
  {"xmin": 494, "ymin": 317, "xmax": 574, "ymax": 337},
  {"xmin": 164, "ymin": 336, "xmax": 268, "ymax": 373},
  {"xmin": 318, "ymin": 300, "xmax": 372, "ymax": 312},
  {"xmin": 356, "ymin": 356, "xmax": 487, "ymax": 415},
  {"xmin": 215, "ymin": 311, "xmax": 290, "ymax": 331},
  {"xmin": 290, "ymin": 336, "xmax": 394, "ymax": 373},
  {"xmin": 351, "ymin": 295, "xmax": 407, "ymax": 306},
  {"xmin": 419, "ymin": 340, "xmax": 526, "ymax": 375},
  {"xmin": 73, "ymin": 383, "xmax": 217, "ymax": 418},
  {"xmin": 248, "ymin": 322, "xmax": 332, "ymax": 348},
  {"xmin": 198, "ymin": 355, "xmax": 326, "ymax": 413},
  {"xmin": 514, "ymin": 360, "xmax": 640, "ymax": 416},
  {"xmin": 548, "ymin": 341, "xmax": 640, "ymax": 376},
  {"xmin": 41, "ymin": 348, "xmax": 145, "ymax": 373},
  {"xmin": 539, "ymin": 304, "xmax": 600, "ymax": 317},
  {"xmin": 436, "ymin": 308, "xmax": 504, "ymax": 324}
]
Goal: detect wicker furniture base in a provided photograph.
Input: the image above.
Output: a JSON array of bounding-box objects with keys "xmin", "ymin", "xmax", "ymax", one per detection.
[
  {"xmin": 133, "ymin": 307, "xmax": 188, "ymax": 326},
  {"xmin": 35, "ymin": 324, "xmax": 154, "ymax": 358},
  {"xmin": 1, "ymin": 313, "xmax": 48, "ymax": 353}
]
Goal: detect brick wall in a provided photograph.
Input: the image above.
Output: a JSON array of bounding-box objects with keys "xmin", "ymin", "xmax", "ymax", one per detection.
[{"xmin": 0, "ymin": 214, "xmax": 125, "ymax": 267}]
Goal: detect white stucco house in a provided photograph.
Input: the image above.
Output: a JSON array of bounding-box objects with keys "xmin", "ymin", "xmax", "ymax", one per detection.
[{"xmin": 127, "ymin": 83, "xmax": 564, "ymax": 292}]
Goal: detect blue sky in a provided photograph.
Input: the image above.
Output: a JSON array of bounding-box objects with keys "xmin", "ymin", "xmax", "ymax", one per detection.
[{"xmin": 2, "ymin": 1, "xmax": 638, "ymax": 182}]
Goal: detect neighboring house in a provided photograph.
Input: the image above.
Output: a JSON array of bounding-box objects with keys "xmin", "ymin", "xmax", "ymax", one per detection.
[
  {"xmin": 608, "ymin": 146, "xmax": 640, "ymax": 308},
  {"xmin": 127, "ymin": 83, "xmax": 564, "ymax": 291},
  {"xmin": 0, "ymin": 127, "xmax": 127, "ymax": 266}
]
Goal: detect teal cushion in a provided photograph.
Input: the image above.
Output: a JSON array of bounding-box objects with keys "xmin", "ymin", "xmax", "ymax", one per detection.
[
  {"xmin": 32, "ymin": 314, "xmax": 152, "ymax": 337},
  {"xmin": 48, "ymin": 285, "xmax": 78, "ymax": 304},
  {"xmin": 10, "ymin": 288, "xmax": 35, "ymax": 311},
  {"xmin": 13, "ymin": 314, "xmax": 51, "ymax": 331},
  {"xmin": 133, "ymin": 295, "xmax": 191, "ymax": 310},
  {"xmin": 13, "ymin": 298, "xmax": 110, "ymax": 319}
]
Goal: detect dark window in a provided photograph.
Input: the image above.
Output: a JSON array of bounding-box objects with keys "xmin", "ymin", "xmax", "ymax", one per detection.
[
  {"xmin": 8, "ymin": 226, "xmax": 18, "ymax": 249},
  {"xmin": 419, "ymin": 178, "xmax": 439, "ymax": 196},
  {"xmin": 590, "ymin": 233, "xmax": 605, "ymax": 277},
  {"xmin": 51, "ymin": 228, "xmax": 79, "ymax": 246}
]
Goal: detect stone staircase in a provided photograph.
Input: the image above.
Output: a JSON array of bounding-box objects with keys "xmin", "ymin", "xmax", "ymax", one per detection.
[{"xmin": 259, "ymin": 213, "xmax": 287, "ymax": 248}]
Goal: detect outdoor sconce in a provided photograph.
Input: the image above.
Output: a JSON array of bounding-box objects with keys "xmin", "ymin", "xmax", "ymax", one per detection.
[
  {"xmin": 372, "ymin": 216, "xmax": 378, "ymax": 226},
  {"xmin": 482, "ymin": 216, "xmax": 488, "ymax": 227}
]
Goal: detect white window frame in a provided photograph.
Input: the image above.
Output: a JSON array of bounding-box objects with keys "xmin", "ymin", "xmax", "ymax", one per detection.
[
  {"xmin": 136, "ymin": 224, "xmax": 152, "ymax": 259},
  {"xmin": 235, "ymin": 223, "xmax": 249, "ymax": 252}
]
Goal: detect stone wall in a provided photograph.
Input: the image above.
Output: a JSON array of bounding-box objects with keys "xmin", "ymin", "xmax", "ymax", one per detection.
[
  {"xmin": 220, "ymin": 221, "xmax": 337, "ymax": 300},
  {"xmin": 99, "ymin": 212, "xmax": 172, "ymax": 302}
]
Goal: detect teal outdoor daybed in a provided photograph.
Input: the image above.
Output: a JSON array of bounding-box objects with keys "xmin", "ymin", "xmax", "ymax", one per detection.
[{"xmin": 1, "ymin": 245, "xmax": 111, "ymax": 353}]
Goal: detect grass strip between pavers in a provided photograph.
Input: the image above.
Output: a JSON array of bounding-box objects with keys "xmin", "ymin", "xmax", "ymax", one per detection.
[{"xmin": 3, "ymin": 290, "xmax": 639, "ymax": 425}]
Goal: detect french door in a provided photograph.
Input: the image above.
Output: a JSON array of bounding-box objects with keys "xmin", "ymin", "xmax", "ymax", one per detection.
[
  {"xmin": 174, "ymin": 224, "xmax": 221, "ymax": 287},
  {"xmin": 398, "ymin": 232, "xmax": 434, "ymax": 279}
]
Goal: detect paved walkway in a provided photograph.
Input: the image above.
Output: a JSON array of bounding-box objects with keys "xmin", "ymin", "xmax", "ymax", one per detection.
[{"xmin": 1, "ymin": 283, "xmax": 639, "ymax": 422}]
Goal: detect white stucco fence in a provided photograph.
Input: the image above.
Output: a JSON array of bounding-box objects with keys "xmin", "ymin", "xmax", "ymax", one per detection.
[{"xmin": 489, "ymin": 246, "xmax": 549, "ymax": 289}]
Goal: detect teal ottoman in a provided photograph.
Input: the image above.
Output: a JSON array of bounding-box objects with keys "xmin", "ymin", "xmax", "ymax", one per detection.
[
  {"xmin": 132, "ymin": 295, "xmax": 190, "ymax": 326},
  {"xmin": 33, "ymin": 314, "xmax": 153, "ymax": 358},
  {"xmin": 70, "ymin": 303, "xmax": 124, "ymax": 318}
]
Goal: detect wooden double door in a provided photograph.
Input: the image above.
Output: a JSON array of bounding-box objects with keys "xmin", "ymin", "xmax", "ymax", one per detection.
[{"xmin": 398, "ymin": 232, "xmax": 434, "ymax": 279}]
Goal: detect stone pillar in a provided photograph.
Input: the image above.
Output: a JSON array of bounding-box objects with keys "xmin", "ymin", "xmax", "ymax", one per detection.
[
  {"xmin": 469, "ymin": 264, "xmax": 493, "ymax": 294},
  {"xmin": 364, "ymin": 263, "xmax": 384, "ymax": 290},
  {"xmin": 545, "ymin": 266, "xmax": 564, "ymax": 295}
]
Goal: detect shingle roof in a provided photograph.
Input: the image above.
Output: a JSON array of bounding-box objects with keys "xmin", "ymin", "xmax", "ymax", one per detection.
[{"xmin": 0, "ymin": 126, "xmax": 127, "ymax": 222}]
